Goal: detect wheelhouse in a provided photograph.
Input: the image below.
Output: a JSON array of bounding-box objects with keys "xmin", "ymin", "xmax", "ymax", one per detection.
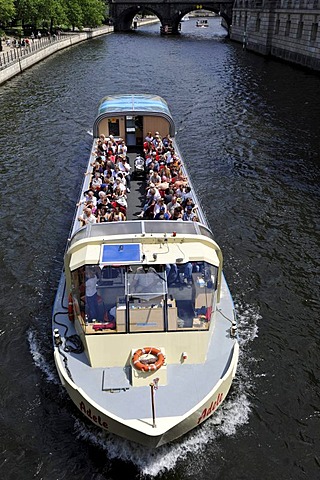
[{"xmin": 66, "ymin": 221, "xmax": 222, "ymax": 337}]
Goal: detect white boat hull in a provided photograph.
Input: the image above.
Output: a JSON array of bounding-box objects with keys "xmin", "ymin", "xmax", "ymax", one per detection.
[
  {"xmin": 55, "ymin": 343, "xmax": 238, "ymax": 447},
  {"xmin": 52, "ymin": 94, "xmax": 239, "ymax": 448}
]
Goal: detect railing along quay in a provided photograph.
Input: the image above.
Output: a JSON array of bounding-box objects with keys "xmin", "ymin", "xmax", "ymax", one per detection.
[{"xmin": 0, "ymin": 35, "xmax": 69, "ymax": 70}]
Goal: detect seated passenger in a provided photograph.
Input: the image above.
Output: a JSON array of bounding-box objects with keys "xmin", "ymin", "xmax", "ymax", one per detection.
[
  {"xmin": 154, "ymin": 206, "xmax": 170, "ymax": 220},
  {"xmin": 172, "ymin": 206, "xmax": 183, "ymax": 221},
  {"xmin": 108, "ymin": 206, "xmax": 126, "ymax": 222},
  {"xmin": 117, "ymin": 140, "xmax": 127, "ymax": 157},
  {"xmin": 77, "ymin": 190, "xmax": 97, "ymax": 208},
  {"xmin": 148, "ymin": 170, "xmax": 161, "ymax": 186},
  {"xmin": 145, "ymin": 131, "xmax": 153, "ymax": 143},
  {"xmin": 182, "ymin": 205, "xmax": 196, "ymax": 221},
  {"xmin": 113, "ymin": 177, "xmax": 126, "ymax": 194},
  {"xmin": 91, "ymin": 171, "xmax": 102, "ymax": 190},
  {"xmin": 97, "ymin": 206, "xmax": 109, "ymax": 223},
  {"xmin": 153, "ymin": 198, "xmax": 167, "ymax": 217},
  {"xmin": 167, "ymin": 195, "xmax": 179, "ymax": 216},
  {"xmin": 78, "ymin": 207, "xmax": 97, "ymax": 226}
]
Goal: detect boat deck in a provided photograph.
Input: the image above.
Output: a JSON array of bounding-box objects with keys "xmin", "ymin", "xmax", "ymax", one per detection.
[
  {"xmin": 125, "ymin": 151, "xmax": 146, "ymax": 220},
  {"xmin": 54, "ymin": 273, "xmax": 235, "ymax": 421}
]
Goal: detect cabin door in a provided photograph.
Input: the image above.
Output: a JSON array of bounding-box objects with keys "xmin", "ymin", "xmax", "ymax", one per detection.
[
  {"xmin": 108, "ymin": 118, "xmax": 120, "ymax": 137},
  {"xmin": 125, "ymin": 115, "xmax": 143, "ymax": 149}
]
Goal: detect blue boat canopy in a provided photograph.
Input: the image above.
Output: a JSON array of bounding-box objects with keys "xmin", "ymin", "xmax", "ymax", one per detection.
[{"xmin": 93, "ymin": 94, "xmax": 175, "ymax": 138}]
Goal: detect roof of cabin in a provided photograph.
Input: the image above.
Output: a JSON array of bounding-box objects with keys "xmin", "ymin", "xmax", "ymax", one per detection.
[{"xmin": 93, "ymin": 94, "xmax": 175, "ymax": 137}]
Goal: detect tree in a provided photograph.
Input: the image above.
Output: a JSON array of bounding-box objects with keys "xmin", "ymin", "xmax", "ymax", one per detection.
[
  {"xmin": 81, "ymin": 0, "xmax": 106, "ymax": 27},
  {"xmin": 38, "ymin": 0, "xmax": 68, "ymax": 32},
  {"xmin": 0, "ymin": 0, "xmax": 16, "ymax": 25},
  {"xmin": 14, "ymin": 0, "xmax": 41, "ymax": 28},
  {"xmin": 65, "ymin": 0, "xmax": 83, "ymax": 30}
]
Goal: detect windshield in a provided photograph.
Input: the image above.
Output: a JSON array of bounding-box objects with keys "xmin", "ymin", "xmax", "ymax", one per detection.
[
  {"xmin": 70, "ymin": 261, "xmax": 217, "ymax": 334},
  {"xmin": 127, "ymin": 267, "xmax": 167, "ymax": 299}
]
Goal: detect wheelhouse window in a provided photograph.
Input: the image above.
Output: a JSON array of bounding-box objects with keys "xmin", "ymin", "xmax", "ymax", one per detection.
[
  {"xmin": 126, "ymin": 266, "xmax": 167, "ymax": 332},
  {"xmin": 166, "ymin": 261, "xmax": 217, "ymax": 331},
  {"xmin": 70, "ymin": 261, "xmax": 218, "ymax": 334}
]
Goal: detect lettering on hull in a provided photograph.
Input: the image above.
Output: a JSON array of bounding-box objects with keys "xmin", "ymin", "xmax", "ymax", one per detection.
[
  {"xmin": 197, "ymin": 392, "xmax": 223, "ymax": 425},
  {"xmin": 80, "ymin": 401, "xmax": 108, "ymax": 429}
]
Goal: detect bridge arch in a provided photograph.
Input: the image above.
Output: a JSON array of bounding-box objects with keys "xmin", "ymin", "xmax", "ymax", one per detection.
[
  {"xmin": 178, "ymin": 8, "xmax": 232, "ymax": 34},
  {"xmin": 109, "ymin": 2, "xmax": 233, "ymax": 35},
  {"xmin": 111, "ymin": 6, "xmax": 165, "ymax": 33}
]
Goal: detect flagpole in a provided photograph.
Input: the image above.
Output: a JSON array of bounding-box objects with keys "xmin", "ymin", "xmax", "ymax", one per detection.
[
  {"xmin": 150, "ymin": 382, "xmax": 156, "ymax": 428},
  {"xmin": 150, "ymin": 378, "xmax": 159, "ymax": 428}
]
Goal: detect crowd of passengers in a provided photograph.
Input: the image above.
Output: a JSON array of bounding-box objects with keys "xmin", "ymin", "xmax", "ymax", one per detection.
[{"xmin": 77, "ymin": 131, "xmax": 199, "ymax": 225}]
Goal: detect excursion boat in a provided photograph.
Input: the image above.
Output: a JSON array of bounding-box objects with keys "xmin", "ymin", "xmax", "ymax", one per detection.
[
  {"xmin": 196, "ymin": 19, "xmax": 209, "ymax": 27},
  {"xmin": 52, "ymin": 94, "xmax": 239, "ymax": 448}
]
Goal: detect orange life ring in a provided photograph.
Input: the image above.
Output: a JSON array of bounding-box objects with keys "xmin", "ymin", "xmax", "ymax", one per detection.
[
  {"xmin": 68, "ymin": 294, "xmax": 74, "ymax": 321},
  {"xmin": 132, "ymin": 347, "xmax": 165, "ymax": 372}
]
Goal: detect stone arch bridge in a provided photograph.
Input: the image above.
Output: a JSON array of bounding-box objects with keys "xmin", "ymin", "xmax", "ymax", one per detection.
[{"xmin": 109, "ymin": 1, "xmax": 234, "ymax": 35}]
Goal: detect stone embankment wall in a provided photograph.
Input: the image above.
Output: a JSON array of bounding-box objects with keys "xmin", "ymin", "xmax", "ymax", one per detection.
[
  {"xmin": 0, "ymin": 27, "xmax": 113, "ymax": 85},
  {"xmin": 230, "ymin": 0, "xmax": 320, "ymax": 72}
]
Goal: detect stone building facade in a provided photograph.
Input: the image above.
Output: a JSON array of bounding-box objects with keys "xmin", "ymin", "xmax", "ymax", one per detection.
[{"xmin": 230, "ymin": 0, "xmax": 320, "ymax": 71}]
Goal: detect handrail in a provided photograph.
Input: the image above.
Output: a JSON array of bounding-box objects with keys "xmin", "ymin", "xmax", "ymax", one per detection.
[{"xmin": 0, "ymin": 35, "xmax": 70, "ymax": 70}]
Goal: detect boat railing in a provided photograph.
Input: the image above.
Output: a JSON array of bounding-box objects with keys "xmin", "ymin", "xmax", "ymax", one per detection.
[
  {"xmin": 65, "ymin": 142, "xmax": 98, "ymax": 254},
  {"xmin": 68, "ymin": 220, "xmax": 214, "ymax": 248},
  {"xmin": 173, "ymin": 139, "xmax": 208, "ymax": 227}
]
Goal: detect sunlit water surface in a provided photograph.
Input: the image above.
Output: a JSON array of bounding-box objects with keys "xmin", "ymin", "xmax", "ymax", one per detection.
[{"xmin": 0, "ymin": 18, "xmax": 319, "ymax": 480}]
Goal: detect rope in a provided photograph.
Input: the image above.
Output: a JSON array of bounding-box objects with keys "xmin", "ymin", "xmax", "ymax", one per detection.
[
  {"xmin": 53, "ymin": 282, "xmax": 84, "ymax": 381},
  {"xmin": 217, "ymin": 307, "xmax": 235, "ymax": 324}
]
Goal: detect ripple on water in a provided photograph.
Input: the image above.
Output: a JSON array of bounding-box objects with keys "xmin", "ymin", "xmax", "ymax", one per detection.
[{"xmin": 0, "ymin": 17, "xmax": 320, "ymax": 480}]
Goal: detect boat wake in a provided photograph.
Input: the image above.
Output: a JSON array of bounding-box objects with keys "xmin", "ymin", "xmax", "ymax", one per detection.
[
  {"xmin": 28, "ymin": 300, "xmax": 259, "ymax": 476},
  {"xmin": 74, "ymin": 391, "xmax": 251, "ymax": 477},
  {"xmin": 72, "ymin": 301, "xmax": 260, "ymax": 477},
  {"xmin": 28, "ymin": 328, "xmax": 60, "ymax": 384}
]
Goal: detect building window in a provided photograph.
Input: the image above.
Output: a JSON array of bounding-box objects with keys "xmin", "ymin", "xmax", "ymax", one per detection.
[
  {"xmin": 297, "ymin": 21, "xmax": 303, "ymax": 39},
  {"xmin": 311, "ymin": 22, "xmax": 318, "ymax": 41},
  {"xmin": 275, "ymin": 17, "xmax": 280, "ymax": 35},
  {"xmin": 256, "ymin": 14, "xmax": 261, "ymax": 32},
  {"xmin": 285, "ymin": 19, "xmax": 291, "ymax": 36},
  {"xmin": 244, "ymin": 13, "xmax": 248, "ymax": 31}
]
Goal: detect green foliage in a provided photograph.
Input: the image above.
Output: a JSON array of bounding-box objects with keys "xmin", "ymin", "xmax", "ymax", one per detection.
[
  {"xmin": 65, "ymin": 0, "xmax": 83, "ymax": 29},
  {"xmin": 7, "ymin": 0, "xmax": 107, "ymax": 31},
  {"xmin": 0, "ymin": 0, "xmax": 16, "ymax": 24},
  {"xmin": 82, "ymin": 0, "xmax": 106, "ymax": 28},
  {"xmin": 14, "ymin": 0, "xmax": 39, "ymax": 25}
]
